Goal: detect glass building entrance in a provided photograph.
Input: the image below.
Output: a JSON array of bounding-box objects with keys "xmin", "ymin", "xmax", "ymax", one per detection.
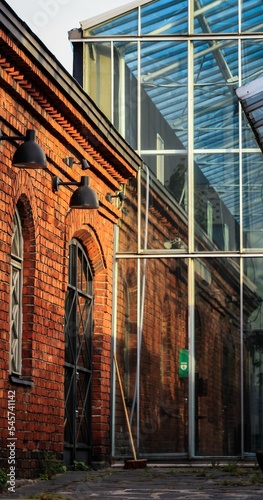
[{"xmin": 70, "ymin": 0, "xmax": 263, "ymax": 459}]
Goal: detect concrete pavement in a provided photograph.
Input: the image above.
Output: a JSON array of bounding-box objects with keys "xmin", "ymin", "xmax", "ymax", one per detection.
[{"xmin": 2, "ymin": 463, "xmax": 263, "ymax": 499}]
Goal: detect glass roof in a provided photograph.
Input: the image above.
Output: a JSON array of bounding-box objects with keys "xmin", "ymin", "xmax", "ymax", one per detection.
[{"xmin": 79, "ymin": 0, "xmax": 263, "ymax": 231}]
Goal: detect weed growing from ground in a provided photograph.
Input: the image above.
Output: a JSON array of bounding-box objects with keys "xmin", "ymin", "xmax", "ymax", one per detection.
[{"xmin": 39, "ymin": 451, "xmax": 67, "ymax": 480}]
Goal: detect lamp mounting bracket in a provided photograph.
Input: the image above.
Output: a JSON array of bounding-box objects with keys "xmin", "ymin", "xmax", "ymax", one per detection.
[{"xmin": 52, "ymin": 176, "xmax": 79, "ymax": 192}]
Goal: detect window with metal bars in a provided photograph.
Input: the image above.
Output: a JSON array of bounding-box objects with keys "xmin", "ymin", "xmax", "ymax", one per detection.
[{"xmin": 10, "ymin": 209, "xmax": 23, "ymax": 375}]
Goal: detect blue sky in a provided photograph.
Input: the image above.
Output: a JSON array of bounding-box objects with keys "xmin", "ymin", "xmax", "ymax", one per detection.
[{"xmin": 5, "ymin": 0, "xmax": 133, "ymax": 72}]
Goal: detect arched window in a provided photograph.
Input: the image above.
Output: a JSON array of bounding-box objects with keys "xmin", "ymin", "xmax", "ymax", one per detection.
[
  {"xmin": 64, "ymin": 238, "xmax": 94, "ymax": 465},
  {"xmin": 10, "ymin": 210, "xmax": 23, "ymax": 375}
]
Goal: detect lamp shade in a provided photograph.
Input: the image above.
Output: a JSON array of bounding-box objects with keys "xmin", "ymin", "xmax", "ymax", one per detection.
[
  {"xmin": 12, "ymin": 130, "xmax": 47, "ymax": 169},
  {"xmin": 69, "ymin": 176, "xmax": 99, "ymax": 209}
]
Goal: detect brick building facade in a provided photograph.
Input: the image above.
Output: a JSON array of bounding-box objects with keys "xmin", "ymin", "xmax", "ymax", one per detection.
[
  {"xmin": 0, "ymin": 0, "xmax": 140, "ymax": 477},
  {"xmin": 0, "ymin": 0, "xmax": 261, "ymax": 478}
]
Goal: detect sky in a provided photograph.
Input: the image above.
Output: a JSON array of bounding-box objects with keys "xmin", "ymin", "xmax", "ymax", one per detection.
[{"xmin": 5, "ymin": 0, "xmax": 134, "ymax": 73}]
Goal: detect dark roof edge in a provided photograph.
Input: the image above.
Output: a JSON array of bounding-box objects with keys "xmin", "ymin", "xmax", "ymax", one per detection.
[{"xmin": 0, "ymin": 0, "xmax": 142, "ymax": 171}]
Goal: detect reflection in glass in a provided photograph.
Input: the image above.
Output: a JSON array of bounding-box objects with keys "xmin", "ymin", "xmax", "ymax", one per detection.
[
  {"xmin": 243, "ymin": 154, "xmax": 263, "ymax": 250},
  {"xmin": 114, "ymin": 258, "xmax": 188, "ymax": 457},
  {"xmin": 241, "ymin": 1, "xmax": 263, "ymax": 33},
  {"xmin": 243, "ymin": 258, "xmax": 263, "ymax": 452},
  {"xmin": 139, "ymin": 259, "xmax": 188, "ymax": 454},
  {"xmin": 82, "ymin": 42, "xmax": 112, "ymax": 121},
  {"xmin": 194, "ymin": 40, "xmax": 239, "ymax": 150},
  {"xmin": 241, "ymin": 40, "xmax": 263, "ymax": 83},
  {"xmin": 89, "ymin": 8, "xmax": 138, "ymax": 36},
  {"xmin": 113, "ymin": 41, "xmax": 138, "ymax": 148},
  {"xmin": 194, "ymin": 0, "xmax": 238, "ymax": 34},
  {"xmin": 139, "ymin": 166, "xmax": 188, "ymax": 251},
  {"xmin": 141, "ymin": 0, "xmax": 188, "ymax": 35},
  {"xmin": 194, "ymin": 154, "xmax": 240, "ymax": 251},
  {"xmin": 114, "ymin": 259, "xmax": 138, "ymax": 457},
  {"xmin": 141, "ymin": 41, "xmax": 188, "ymax": 150},
  {"xmin": 195, "ymin": 258, "xmax": 241, "ymax": 456},
  {"xmin": 117, "ymin": 177, "xmax": 138, "ymax": 254}
]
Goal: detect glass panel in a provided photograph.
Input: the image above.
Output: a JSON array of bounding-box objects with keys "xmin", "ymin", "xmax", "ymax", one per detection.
[
  {"xmin": 89, "ymin": 8, "xmax": 138, "ymax": 36},
  {"xmin": 241, "ymin": 0, "xmax": 263, "ymax": 33},
  {"xmin": 83, "ymin": 42, "xmax": 112, "ymax": 121},
  {"xmin": 11, "ymin": 211, "xmax": 23, "ymax": 259},
  {"xmin": 194, "ymin": 40, "xmax": 239, "ymax": 150},
  {"xmin": 113, "ymin": 41, "xmax": 138, "ymax": 148},
  {"xmin": 243, "ymin": 257, "xmax": 263, "ymax": 453},
  {"xmin": 141, "ymin": 41, "xmax": 188, "ymax": 150},
  {"xmin": 114, "ymin": 258, "xmax": 138, "ymax": 457},
  {"xmin": 117, "ymin": 177, "xmax": 138, "ymax": 253},
  {"xmin": 240, "ymin": 110, "xmax": 260, "ymax": 151},
  {"xmin": 141, "ymin": 153, "xmax": 187, "ymax": 207},
  {"xmin": 195, "ymin": 257, "xmax": 241, "ymax": 456},
  {"xmin": 10, "ymin": 210, "xmax": 23, "ymax": 375},
  {"xmin": 65, "ymin": 287, "xmax": 77, "ymax": 366},
  {"xmin": 139, "ymin": 258, "xmax": 188, "ymax": 455},
  {"xmin": 241, "ymin": 40, "xmax": 263, "ymax": 84},
  {"xmin": 194, "ymin": 0, "xmax": 238, "ymax": 34},
  {"xmin": 243, "ymin": 154, "xmax": 263, "ymax": 250},
  {"xmin": 194, "ymin": 154, "xmax": 240, "ymax": 251},
  {"xmin": 76, "ymin": 369, "xmax": 91, "ymax": 445},
  {"xmin": 10, "ymin": 265, "xmax": 22, "ymax": 374},
  {"xmin": 240, "ymin": 40, "xmax": 263, "ymax": 150},
  {"xmin": 76, "ymin": 294, "xmax": 92, "ymax": 369},
  {"xmin": 69, "ymin": 243, "xmax": 76, "ymax": 288},
  {"xmin": 114, "ymin": 257, "xmax": 188, "ymax": 457},
  {"xmin": 77, "ymin": 247, "xmax": 86, "ymax": 291},
  {"xmin": 141, "ymin": 0, "xmax": 188, "ymax": 35},
  {"xmin": 140, "ymin": 167, "xmax": 188, "ymax": 251}
]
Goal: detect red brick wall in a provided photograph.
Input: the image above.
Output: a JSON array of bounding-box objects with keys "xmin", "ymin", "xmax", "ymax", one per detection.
[{"xmin": 0, "ymin": 15, "xmax": 137, "ymax": 477}]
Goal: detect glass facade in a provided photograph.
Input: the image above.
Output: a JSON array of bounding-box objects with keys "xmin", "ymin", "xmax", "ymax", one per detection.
[{"xmin": 74, "ymin": 0, "xmax": 263, "ymax": 458}]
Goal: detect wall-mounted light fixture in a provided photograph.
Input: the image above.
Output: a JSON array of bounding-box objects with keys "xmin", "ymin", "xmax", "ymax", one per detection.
[
  {"xmin": 0, "ymin": 129, "xmax": 47, "ymax": 168},
  {"xmin": 164, "ymin": 237, "xmax": 186, "ymax": 250},
  {"xmin": 63, "ymin": 157, "xmax": 90, "ymax": 170},
  {"xmin": 52, "ymin": 175, "xmax": 99, "ymax": 209},
  {"xmin": 106, "ymin": 191, "xmax": 127, "ymax": 204}
]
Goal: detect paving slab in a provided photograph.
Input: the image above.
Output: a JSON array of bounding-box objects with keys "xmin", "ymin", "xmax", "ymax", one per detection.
[{"xmin": 1, "ymin": 465, "xmax": 263, "ymax": 500}]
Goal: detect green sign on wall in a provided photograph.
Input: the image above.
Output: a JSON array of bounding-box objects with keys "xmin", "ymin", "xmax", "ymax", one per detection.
[{"xmin": 179, "ymin": 348, "xmax": 188, "ymax": 378}]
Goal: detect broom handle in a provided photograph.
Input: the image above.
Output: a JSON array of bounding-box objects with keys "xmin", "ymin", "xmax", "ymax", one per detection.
[{"xmin": 113, "ymin": 353, "xmax": 137, "ymax": 461}]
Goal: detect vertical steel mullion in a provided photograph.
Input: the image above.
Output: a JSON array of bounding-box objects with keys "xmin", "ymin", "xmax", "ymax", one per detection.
[
  {"xmin": 188, "ymin": 258, "xmax": 195, "ymax": 459},
  {"xmin": 111, "ymin": 41, "xmax": 114, "ymax": 125},
  {"xmin": 138, "ymin": 39, "xmax": 142, "ymax": 254},
  {"xmin": 240, "ymin": 257, "xmax": 244, "ymax": 459},
  {"xmin": 188, "ymin": 0, "xmax": 195, "ymax": 459},
  {"xmin": 111, "ymin": 225, "xmax": 119, "ymax": 459},
  {"xmin": 136, "ymin": 257, "xmax": 141, "ymax": 451},
  {"xmin": 238, "ymin": 45, "xmax": 244, "ymax": 252},
  {"xmin": 119, "ymin": 51, "xmax": 126, "ymax": 138},
  {"xmin": 137, "ymin": 40, "xmax": 141, "ymax": 156},
  {"xmin": 238, "ymin": 28, "xmax": 244, "ymax": 458},
  {"xmin": 137, "ymin": 6, "xmax": 142, "ymax": 451},
  {"xmin": 238, "ymin": 0, "xmax": 242, "ymax": 34}
]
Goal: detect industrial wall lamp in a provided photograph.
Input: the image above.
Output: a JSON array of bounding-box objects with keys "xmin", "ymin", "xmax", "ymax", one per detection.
[
  {"xmin": 63, "ymin": 157, "xmax": 90, "ymax": 170},
  {"xmin": 52, "ymin": 175, "xmax": 99, "ymax": 209},
  {"xmin": 164, "ymin": 237, "xmax": 186, "ymax": 250},
  {"xmin": 0, "ymin": 129, "xmax": 47, "ymax": 168},
  {"xmin": 106, "ymin": 191, "xmax": 127, "ymax": 203}
]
